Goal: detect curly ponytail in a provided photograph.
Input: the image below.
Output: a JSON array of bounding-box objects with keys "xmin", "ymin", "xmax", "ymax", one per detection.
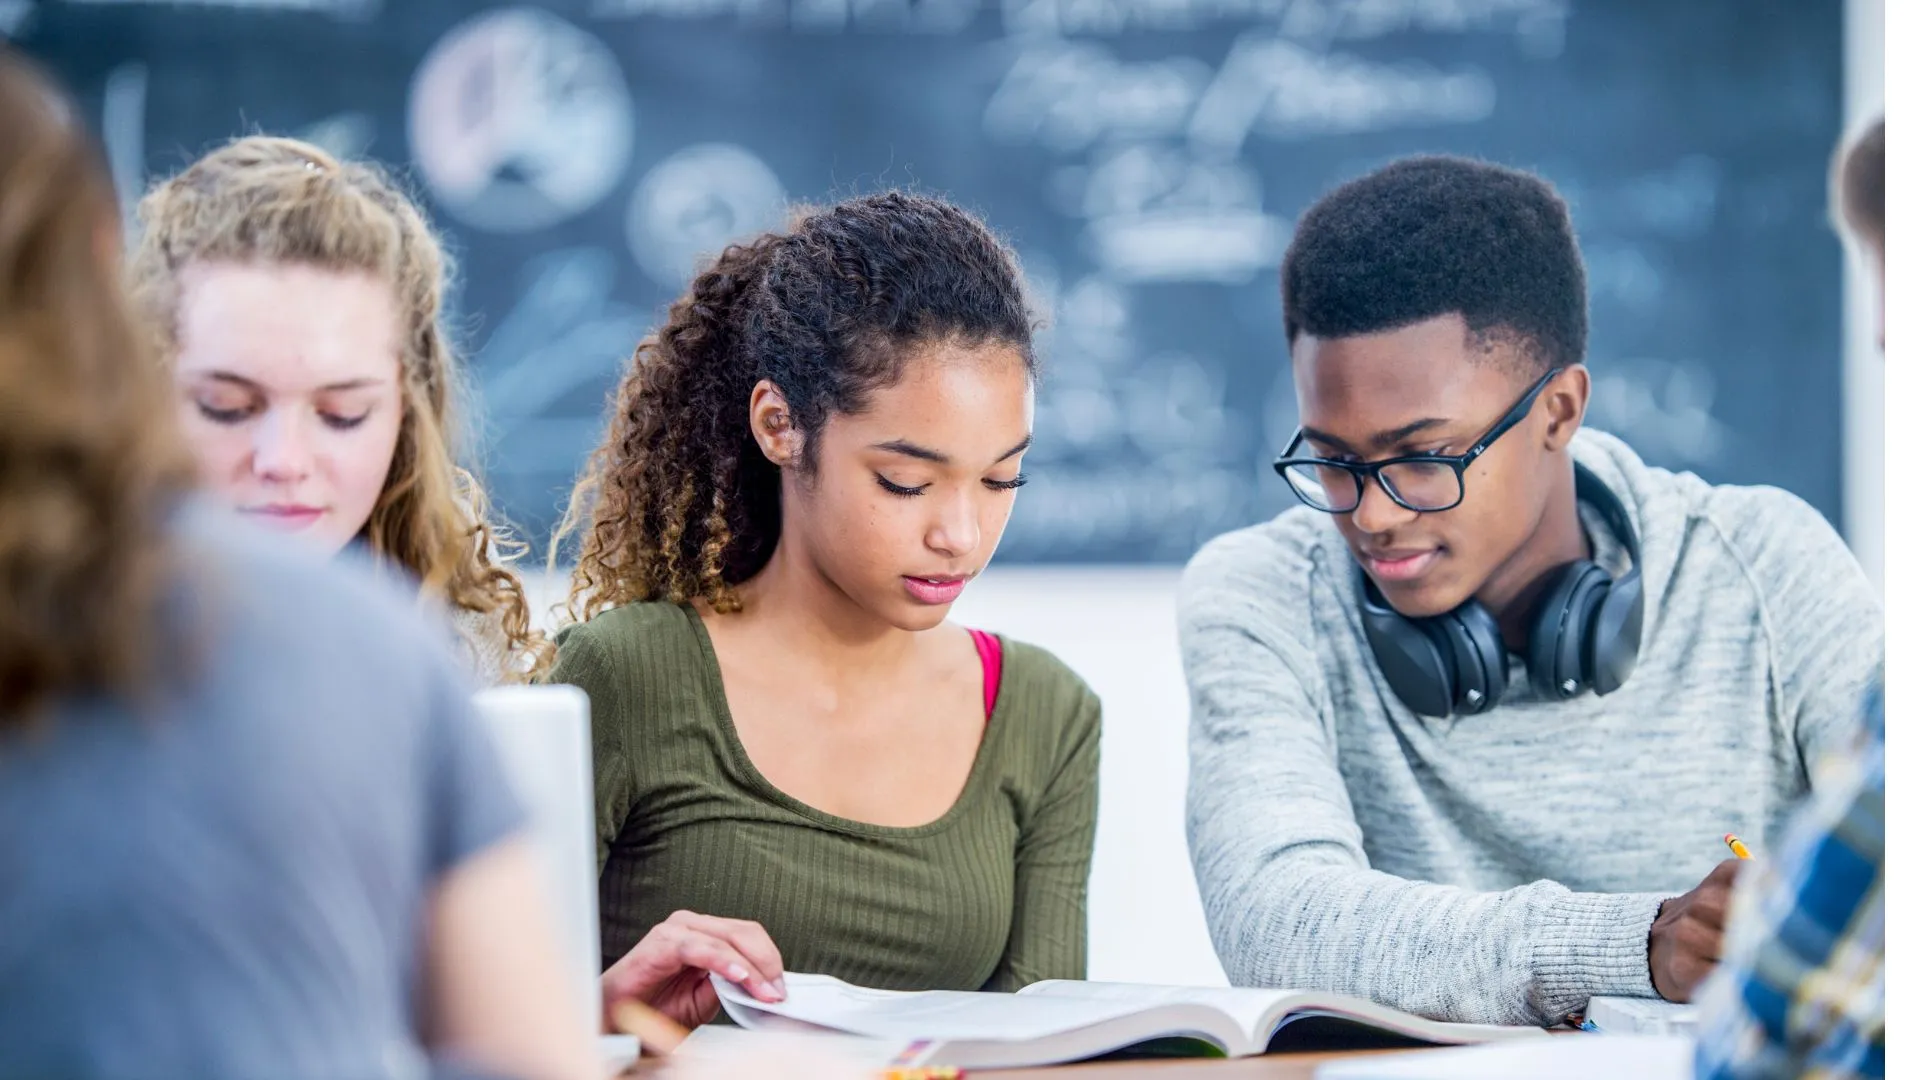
[{"xmin": 555, "ymin": 192, "xmax": 1035, "ymax": 623}]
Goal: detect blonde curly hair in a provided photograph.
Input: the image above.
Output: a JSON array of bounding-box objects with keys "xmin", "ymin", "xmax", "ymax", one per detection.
[{"xmin": 128, "ymin": 135, "xmax": 551, "ymax": 680}]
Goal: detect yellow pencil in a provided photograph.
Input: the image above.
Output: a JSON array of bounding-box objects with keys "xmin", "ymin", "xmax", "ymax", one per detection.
[
  {"xmin": 1724, "ymin": 833, "xmax": 1753, "ymax": 860},
  {"xmin": 609, "ymin": 998, "xmax": 691, "ymax": 1056}
]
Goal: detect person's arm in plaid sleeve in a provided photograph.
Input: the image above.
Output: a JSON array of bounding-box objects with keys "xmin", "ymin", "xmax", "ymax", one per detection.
[{"xmin": 1694, "ymin": 687, "xmax": 1884, "ymax": 1080}]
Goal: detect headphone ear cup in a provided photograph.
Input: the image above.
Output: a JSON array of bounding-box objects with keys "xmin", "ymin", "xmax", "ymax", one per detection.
[
  {"xmin": 1360, "ymin": 587, "xmax": 1460, "ymax": 718},
  {"xmin": 1435, "ymin": 601, "xmax": 1508, "ymax": 714},
  {"xmin": 1527, "ymin": 561, "xmax": 1610, "ymax": 700},
  {"xmin": 1570, "ymin": 462, "xmax": 1647, "ymax": 697},
  {"xmin": 1587, "ymin": 567, "xmax": 1644, "ymax": 696}
]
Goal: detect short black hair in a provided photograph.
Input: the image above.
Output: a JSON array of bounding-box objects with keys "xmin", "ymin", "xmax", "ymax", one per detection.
[{"xmin": 1281, "ymin": 155, "xmax": 1587, "ymax": 372}]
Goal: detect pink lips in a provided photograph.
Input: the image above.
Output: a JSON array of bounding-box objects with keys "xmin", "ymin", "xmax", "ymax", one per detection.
[
  {"xmin": 1363, "ymin": 549, "xmax": 1439, "ymax": 583},
  {"xmin": 902, "ymin": 575, "xmax": 969, "ymax": 606},
  {"xmin": 241, "ymin": 504, "xmax": 325, "ymax": 531}
]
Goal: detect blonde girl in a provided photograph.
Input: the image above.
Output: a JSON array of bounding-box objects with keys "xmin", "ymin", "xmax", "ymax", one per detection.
[{"xmin": 128, "ymin": 136, "xmax": 548, "ymax": 682}]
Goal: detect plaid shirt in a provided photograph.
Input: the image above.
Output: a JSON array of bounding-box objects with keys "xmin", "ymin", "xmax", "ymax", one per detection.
[{"xmin": 1695, "ymin": 685, "xmax": 1885, "ymax": 1079}]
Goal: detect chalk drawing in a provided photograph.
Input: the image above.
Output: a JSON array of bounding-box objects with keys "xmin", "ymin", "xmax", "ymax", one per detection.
[
  {"xmin": 627, "ymin": 143, "xmax": 788, "ymax": 289},
  {"xmin": 475, "ymin": 248, "xmax": 650, "ymax": 474},
  {"xmin": 409, "ymin": 7, "xmax": 633, "ymax": 233}
]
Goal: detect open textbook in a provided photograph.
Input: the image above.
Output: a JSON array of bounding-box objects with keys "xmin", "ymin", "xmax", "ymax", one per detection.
[{"xmin": 712, "ymin": 973, "xmax": 1546, "ymax": 1069}]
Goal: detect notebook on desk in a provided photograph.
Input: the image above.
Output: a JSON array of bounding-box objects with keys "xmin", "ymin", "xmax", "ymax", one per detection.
[{"xmin": 713, "ymin": 973, "xmax": 1545, "ymax": 1069}]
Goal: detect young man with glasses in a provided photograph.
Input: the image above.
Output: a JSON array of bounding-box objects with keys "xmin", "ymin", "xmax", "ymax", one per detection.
[{"xmin": 1178, "ymin": 156, "xmax": 1883, "ymax": 1027}]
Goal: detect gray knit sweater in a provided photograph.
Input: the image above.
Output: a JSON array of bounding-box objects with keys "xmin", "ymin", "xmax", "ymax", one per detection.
[{"xmin": 1179, "ymin": 429, "xmax": 1882, "ymax": 1027}]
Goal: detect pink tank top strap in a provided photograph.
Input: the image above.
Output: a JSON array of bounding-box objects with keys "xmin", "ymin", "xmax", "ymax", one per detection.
[{"xmin": 967, "ymin": 627, "xmax": 1003, "ymax": 717}]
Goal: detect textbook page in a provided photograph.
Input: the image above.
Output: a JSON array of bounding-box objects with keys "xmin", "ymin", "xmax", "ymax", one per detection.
[
  {"xmin": 1019, "ymin": 979, "xmax": 1545, "ymax": 1047},
  {"xmin": 713, "ymin": 972, "xmax": 1184, "ymax": 1042},
  {"xmin": 1017, "ymin": 979, "xmax": 1292, "ymax": 1039}
]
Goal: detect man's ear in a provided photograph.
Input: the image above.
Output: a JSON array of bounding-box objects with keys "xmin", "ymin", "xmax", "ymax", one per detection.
[
  {"xmin": 748, "ymin": 380, "xmax": 801, "ymax": 466},
  {"xmin": 1541, "ymin": 365, "xmax": 1589, "ymax": 452}
]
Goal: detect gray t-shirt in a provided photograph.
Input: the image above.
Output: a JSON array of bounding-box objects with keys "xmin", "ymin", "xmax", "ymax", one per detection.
[
  {"xmin": 1180, "ymin": 429, "xmax": 1883, "ymax": 1027},
  {"xmin": 0, "ymin": 506, "xmax": 524, "ymax": 1079}
]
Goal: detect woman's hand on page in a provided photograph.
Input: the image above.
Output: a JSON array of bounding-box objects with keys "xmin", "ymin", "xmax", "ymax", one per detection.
[
  {"xmin": 600, "ymin": 909, "xmax": 788, "ymax": 1031},
  {"xmin": 1648, "ymin": 858, "xmax": 1743, "ymax": 1002}
]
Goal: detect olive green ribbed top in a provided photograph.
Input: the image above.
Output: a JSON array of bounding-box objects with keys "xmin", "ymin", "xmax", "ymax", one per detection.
[{"xmin": 550, "ymin": 601, "xmax": 1100, "ymax": 993}]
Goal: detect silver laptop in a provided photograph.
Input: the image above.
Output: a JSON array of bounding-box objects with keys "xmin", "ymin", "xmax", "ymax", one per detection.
[{"xmin": 471, "ymin": 684, "xmax": 601, "ymax": 1038}]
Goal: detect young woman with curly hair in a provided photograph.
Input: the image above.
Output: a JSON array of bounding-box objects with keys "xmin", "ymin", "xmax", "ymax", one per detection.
[
  {"xmin": 128, "ymin": 135, "xmax": 548, "ymax": 683},
  {"xmin": 550, "ymin": 192, "xmax": 1102, "ymax": 1023}
]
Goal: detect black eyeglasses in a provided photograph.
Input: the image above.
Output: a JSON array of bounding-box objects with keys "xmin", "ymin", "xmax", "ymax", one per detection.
[{"xmin": 1273, "ymin": 367, "xmax": 1565, "ymax": 514}]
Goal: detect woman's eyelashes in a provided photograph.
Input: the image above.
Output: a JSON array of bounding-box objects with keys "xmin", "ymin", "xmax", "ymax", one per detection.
[
  {"xmin": 875, "ymin": 474, "xmax": 928, "ymax": 497},
  {"xmin": 195, "ymin": 399, "xmax": 252, "ymax": 425},
  {"xmin": 874, "ymin": 472, "xmax": 1029, "ymax": 498},
  {"xmin": 194, "ymin": 398, "xmax": 371, "ymax": 431},
  {"xmin": 319, "ymin": 410, "xmax": 370, "ymax": 431}
]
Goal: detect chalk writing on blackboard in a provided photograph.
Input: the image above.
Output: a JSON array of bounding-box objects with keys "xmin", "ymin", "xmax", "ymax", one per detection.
[
  {"xmin": 590, "ymin": 0, "xmax": 980, "ymax": 32},
  {"xmin": 65, "ymin": 0, "xmax": 377, "ymax": 13},
  {"xmin": 33, "ymin": 0, "xmax": 1837, "ymax": 560},
  {"xmin": 999, "ymin": 0, "xmax": 1568, "ymax": 42},
  {"xmin": 1191, "ymin": 35, "xmax": 1496, "ymax": 152}
]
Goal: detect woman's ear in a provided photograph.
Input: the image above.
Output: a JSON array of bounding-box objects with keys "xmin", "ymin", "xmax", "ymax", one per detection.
[
  {"xmin": 748, "ymin": 380, "xmax": 800, "ymax": 466},
  {"xmin": 1540, "ymin": 364, "xmax": 1590, "ymax": 452}
]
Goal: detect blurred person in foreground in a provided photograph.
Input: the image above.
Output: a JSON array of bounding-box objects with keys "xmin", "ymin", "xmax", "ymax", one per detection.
[
  {"xmin": 0, "ymin": 48, "xmax": 595, "ymax": 1080},
  {"xmin": 127, "ymin": 135, "xmax": 548, "ymax": 684},
  {"xmin": 1694, "ymin": 115, "xmax": 1886, "ymax": 1080}
]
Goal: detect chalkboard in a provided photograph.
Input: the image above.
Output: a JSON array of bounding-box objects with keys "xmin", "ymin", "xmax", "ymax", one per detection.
[{"xmin": 13, "ymin": 0, "xmax": 1845, "ymax": 563}]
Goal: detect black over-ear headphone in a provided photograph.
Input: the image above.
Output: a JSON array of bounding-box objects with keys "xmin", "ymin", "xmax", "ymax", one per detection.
[{"xmin": 1358, "ymin": 464, "xmax": 1644, "ymax": 719}]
